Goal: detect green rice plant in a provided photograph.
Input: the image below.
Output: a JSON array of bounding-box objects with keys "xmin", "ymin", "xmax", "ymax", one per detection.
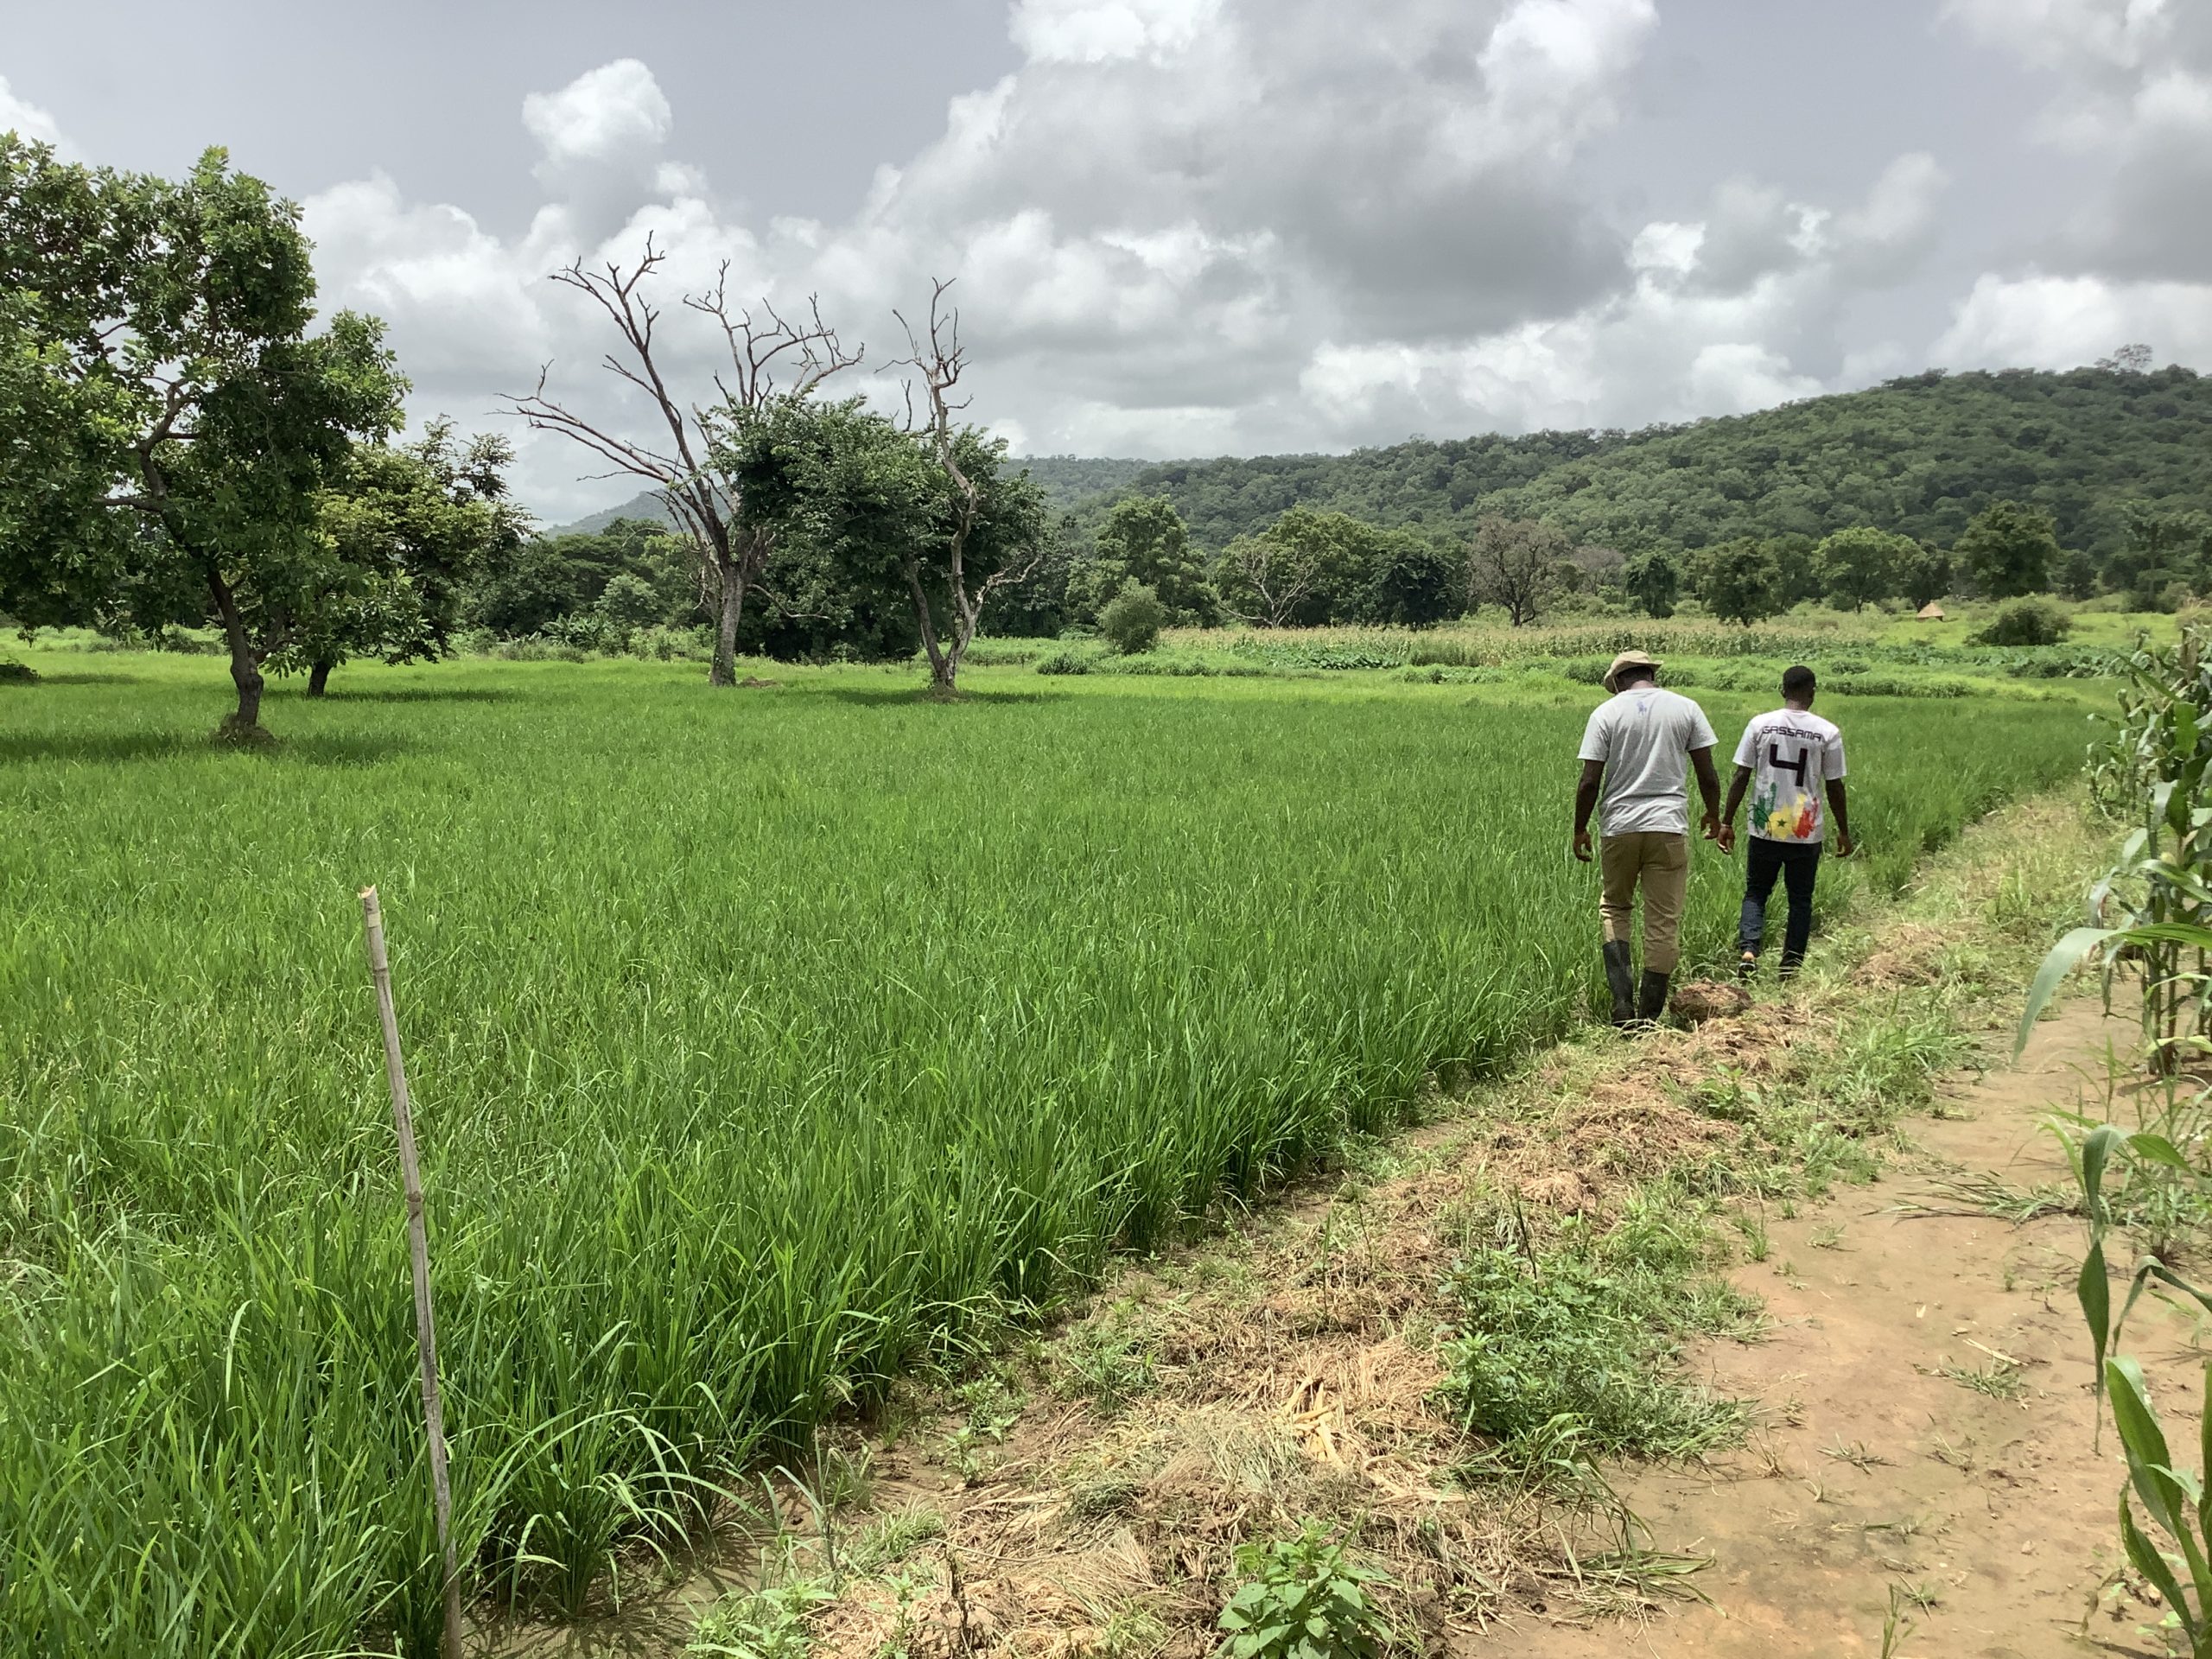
[
  {"xmin": 845, "ymin": 1505, "xmax": 945, "ymax": 1574},
  {"xmin": 0, "ymin": 650, "xmax": 2094, "ymax": 1655}
]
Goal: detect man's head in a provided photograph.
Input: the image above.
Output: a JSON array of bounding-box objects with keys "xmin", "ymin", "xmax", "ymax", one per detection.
[
  {"xmin": 1604, "ymin": 650, "xmax": 1662, "ymax": 693},
  {"xmin": 1783, "ymin": 664, "xmax": 1817, "ymax": 706}
]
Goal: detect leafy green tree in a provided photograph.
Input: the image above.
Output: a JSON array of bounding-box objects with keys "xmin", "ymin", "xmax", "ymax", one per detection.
[
  {"xmin": 1077, "ymin": 495, "xmax": 1216, "ymax": 624},
  {"xmin": 1899, "ymin": 543, "xmax": 1951, "ymax": 608},
  {"xmin": 298, "ymin": 422, "xmax": 527, "ymax": 693},
  {"xmin": 1623, "ymin": 550, "xmax": 1680, "ymax": 619},
  {"xmin": 1815, "ymin": 526, "xmax": 1913, "ymax": 611},
  {"xmin": 723, "ymin": 395, "xmax": 933, "ymax": 662},
  {"xmin": 1351, "ymin": 534, "xmax": 1459, "ymax": 626},
  {"xmin": 594, "ymin": 572, "xmax": 664, "ymax": 637},
  {"xmin": 1215, "ymin": 505, "xmax": 1376, "ymax": 626},
  {"xmin": 512, "ymin": 241, "xmax": 861, "ymax": 689},
  {"xmin": 1955, "ymin": 500, "xmax": 2059, "ymax": 598},
  {"xmin": 2110, "ymin": 503, "xmax": 2210, "ymax": 609},
  {"xmin": 0, "ymin": 136, "xmax": 405, "ymax": 736},
  {"xmin": 724, "ymin": 334, "xmax": 1047, "ymax": 690},
  {"xmin": 466, "ymin": 517, "xmax": 687, "ymax": 639},
  {"xmin": 1692, "ymin": 538, "xmax": 1783, "ymax": 626},
  {"xmin": 1465, "ymin": 515, "xmax": 1567, "ymax": 626},
  {"xmin": 984, "ymin": 517, "xmax": 1073, "ymax": 638},
  {"xmin": 1099, "ymin": 580, "xmax": 1166, "ymax": 653},
  {"xmin": 2057, "ymin": 548, "xmax": 2101, "ymax": 601}
]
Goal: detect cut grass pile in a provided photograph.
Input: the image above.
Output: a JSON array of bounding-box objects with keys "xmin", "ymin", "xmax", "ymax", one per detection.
[{"xmin": 0, "ymin": 651, "xmax": 2094, "ymax": 1656}]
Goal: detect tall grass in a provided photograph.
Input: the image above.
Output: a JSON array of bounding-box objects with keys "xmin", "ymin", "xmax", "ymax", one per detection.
[{"xmin": 0, "ymin": 653, "xmax": 2092, "ymax": 1655}]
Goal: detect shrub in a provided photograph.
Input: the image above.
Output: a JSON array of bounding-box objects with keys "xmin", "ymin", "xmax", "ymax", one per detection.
[
  {"xmin": 1035, "ymin": 647, "xmax": 1096, "ymax": 676},
  {"xmin": 623, "ymin": 625, "xmax": 712, "ymax": 662},
  {"xmin": 1972, "ymin": 596, "xmax": 2072, "ymax": 648},
  {"xmin": 0, "ymin": 659, "xmax": 38, "ymax": 683},
  {"xmin": 1100, "ymin": 582, "xmax": 1167, "ymax": 655},
  {"xmin": 1216, "ymin": 1524, "xmax": 1390, "ymax": 1659},
  {"xmin": 689, "ymin": 1575, "xmax": 835, "ymax": 1659}
]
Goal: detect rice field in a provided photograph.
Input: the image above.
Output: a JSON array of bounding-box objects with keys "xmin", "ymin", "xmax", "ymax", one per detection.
[{"xmin": 0, "ymin": 651, "xmax": 2094, "ymax": 1656}]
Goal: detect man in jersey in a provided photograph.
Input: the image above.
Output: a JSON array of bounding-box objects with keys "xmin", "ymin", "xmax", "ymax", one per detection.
[
  {"xmin": 1719, "ymin": 664, "xmax": 1853, "ymax": 980},
  {"xmin": 1573, "ymin": 650, "xmax": 1726, "ymax": 1028}
]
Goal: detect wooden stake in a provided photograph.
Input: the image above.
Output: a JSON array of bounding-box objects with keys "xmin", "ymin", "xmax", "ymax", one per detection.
[{"xmin": 360, "ymin": 885, "xmax": 465, "ymax": 1659}]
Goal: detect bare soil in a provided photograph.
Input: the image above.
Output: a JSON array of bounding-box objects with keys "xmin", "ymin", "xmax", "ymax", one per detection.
[{"xmin": 1504, "ymin": 995, "xmax": 2166, "ymax": 1659}]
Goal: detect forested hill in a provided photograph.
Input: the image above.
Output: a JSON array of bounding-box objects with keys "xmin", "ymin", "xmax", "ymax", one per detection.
[
  {"xmin": 1016, "ymin": 456, "xmax": 1158, "ymax": 507},
  {"xmin": 553, "ymin": 491, "xmax": 678, "ymax": 536},
  {"xmin": 1055, "ymin": 366, "xmax": 2212, "ymax": 561}
]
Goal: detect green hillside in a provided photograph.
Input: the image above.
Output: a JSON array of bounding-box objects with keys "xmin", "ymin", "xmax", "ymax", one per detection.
[
  {"xmin": 1015, "ymin": 455, "xmax": 1159, "ymax": 509},
  {"xmin": 1071, "ymin": 366, "xmax": 2212, "ymax": 559}
]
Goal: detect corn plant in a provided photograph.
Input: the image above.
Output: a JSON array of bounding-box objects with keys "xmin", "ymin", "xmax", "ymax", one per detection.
[
  {"xmin": 2056, "ymin": 1122, "xmax": 2212, "ymax": 1655},
  {"xmin": 2091, "ymin": 631, "xmax": 2212, "ymax": 821},
  {"xmin": 2031, "ymin": 626, "xmax": 2212, "ymax": 1072}
]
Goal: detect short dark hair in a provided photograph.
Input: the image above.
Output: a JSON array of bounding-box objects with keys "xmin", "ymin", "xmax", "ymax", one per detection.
[{"xmin": 1782, "ymin": 664, "xmax": 1817, "ymax": 700}]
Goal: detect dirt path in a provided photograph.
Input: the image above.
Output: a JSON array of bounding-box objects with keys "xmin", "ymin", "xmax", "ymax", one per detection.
[{"xmin": 1505, "ymin": 996, "xmax": 2157, "ymax": 1659}]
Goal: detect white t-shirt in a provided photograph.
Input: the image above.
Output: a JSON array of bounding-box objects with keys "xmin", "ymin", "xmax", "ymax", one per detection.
[
  {"xmin": 1579, "ymin": 685, "xmax": 1719, "ymax": 836},
  {"xmin": 1733, "ymin": 708, "xmax": 1847, "ymax": 842}
]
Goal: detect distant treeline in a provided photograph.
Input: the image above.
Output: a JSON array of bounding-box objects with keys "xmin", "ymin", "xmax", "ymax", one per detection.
[
  {"xmin": 1046, "ymin": 365, "xmax": 2212, "ymax": 569},
  {"xmin": 483, "ymin": 364, "xmax": 2211, "ymax": 658}
]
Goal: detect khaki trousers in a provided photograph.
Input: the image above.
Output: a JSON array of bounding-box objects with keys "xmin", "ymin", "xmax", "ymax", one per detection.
[{"xmin": 1599, "ymin": 831, "xmax": 1688, "ymax": 973}]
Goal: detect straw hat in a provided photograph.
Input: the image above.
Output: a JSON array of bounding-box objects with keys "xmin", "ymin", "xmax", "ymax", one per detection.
[{"xmin": 1603, "ymin": 650, "xmax": 1661, "ymax": 692}]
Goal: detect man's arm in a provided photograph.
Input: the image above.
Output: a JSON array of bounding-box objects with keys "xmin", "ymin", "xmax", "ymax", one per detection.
[
  {"xmin": 1691, "ymin": 745, "xmax": 1724, "ymax": 844},
  {"xmin": 1719, "ymin": 763, "xmax": 1751, "ymax": 853},
  {"xmin": 1826, "ymin": 779, "xmax": 1853, "ymax": 856},
  {"xmin": 1573, "ymin": 758, "xmax": 1604, "ymax": 862}
]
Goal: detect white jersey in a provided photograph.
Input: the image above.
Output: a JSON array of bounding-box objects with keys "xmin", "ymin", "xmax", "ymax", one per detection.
[
  {"xmin": 1578, "ymin": 686, "xmax": 1718, "ymax": 836},
  {"xmin": 1734, "ymin": 708, "xmax": 1847, "ymax": 842}
]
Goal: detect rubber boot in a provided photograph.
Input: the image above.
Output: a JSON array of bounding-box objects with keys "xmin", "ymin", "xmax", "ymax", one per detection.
[
  {"xmin": 1603, "ymin": 942, "xmax": 1636, "ymax": 1027},
  {"xmin": 1637, "ymin": 969, "xmax": 1672, "ymax": 1027}
]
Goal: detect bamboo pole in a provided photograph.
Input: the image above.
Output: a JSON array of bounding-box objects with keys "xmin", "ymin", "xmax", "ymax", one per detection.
[{"xmin": 360, "ymin": 885, "xmax": 465, "ymax": 1659}]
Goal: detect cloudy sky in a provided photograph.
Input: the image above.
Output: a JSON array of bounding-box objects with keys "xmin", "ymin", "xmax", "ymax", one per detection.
[{"xmin": 4, "ymin": 0, "xmax": 2208, "ymax": 521}]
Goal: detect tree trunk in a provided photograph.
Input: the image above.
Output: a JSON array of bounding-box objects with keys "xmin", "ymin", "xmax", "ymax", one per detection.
[
  {"xmin": 906, "ymin": 564, "xmax": 955, "ymax": 696},
  {"xmin": 711, "ymin": 559, "xmax": 742, "ymax": 688},
  {"xmin": 308, "ymin": 660, "xmax": 333, "ymax": 696},
  {"xmin": 205, "ymin": 564, "xmax": 270, "ymax": 741}
]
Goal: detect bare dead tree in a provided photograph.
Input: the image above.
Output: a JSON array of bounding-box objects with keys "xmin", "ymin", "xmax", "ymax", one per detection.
[
  {"xmin": 1217, "ymin": 533, "xmax": 1322, "ymax": 628},
  {"xmin": 509, "ymin": 237, "xmax": 860, "ymax": 686},
  {"xmin": 893, "ymin": 279, "xmax": 1040, "ymax": 696}
]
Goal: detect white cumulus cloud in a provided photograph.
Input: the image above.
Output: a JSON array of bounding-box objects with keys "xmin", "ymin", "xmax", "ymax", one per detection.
[
  {"xmin": 0, "ymin": 73, "xmax": 67, "ymax": 151},
  {"xmin": 283, "ymin": 0, "xmax": 2209, "ymax": 523}
]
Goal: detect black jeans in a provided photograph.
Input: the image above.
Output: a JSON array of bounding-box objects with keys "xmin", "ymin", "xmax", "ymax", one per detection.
[{"xmin": 1740, "ymin": 836, "xmax": 1822, "ymax": 968}]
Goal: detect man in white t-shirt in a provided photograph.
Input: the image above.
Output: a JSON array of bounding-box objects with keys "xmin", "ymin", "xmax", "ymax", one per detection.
[
  {"xmin": 1718, "ymin": 664, "xmax": 1853, "ymax": 980},
  {"xmin": 1573, "ymin": 650, "xmax": 1726, "ymax": 1027}
]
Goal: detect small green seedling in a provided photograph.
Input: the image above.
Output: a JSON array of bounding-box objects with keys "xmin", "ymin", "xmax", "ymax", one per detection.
[{"xmin": 1216, "ymin": 1524, "xmax": 1391, "ymax": 1659}]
